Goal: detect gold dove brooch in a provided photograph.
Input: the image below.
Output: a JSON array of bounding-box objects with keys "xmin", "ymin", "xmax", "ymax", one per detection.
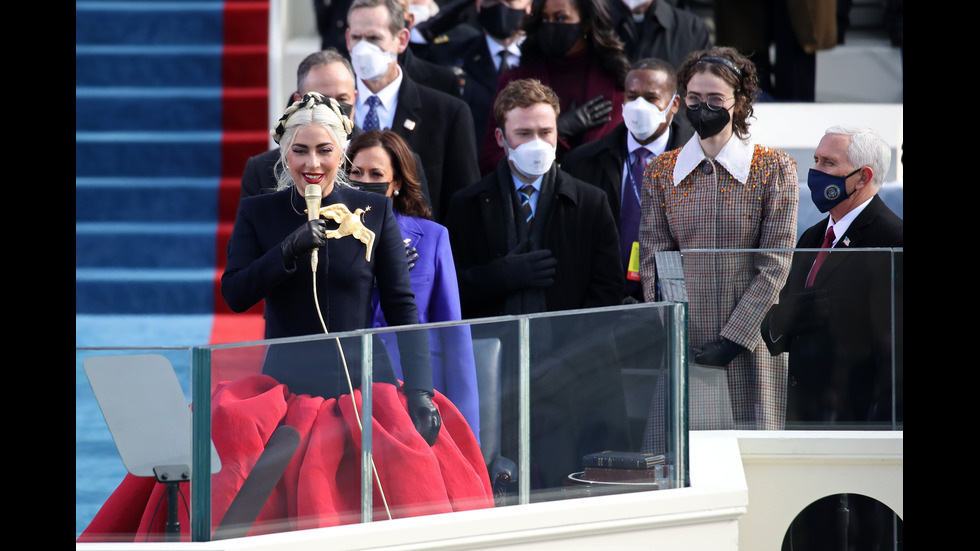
[{"xmin": 318, "ymin": 204, "xmax": 377, "ymax": 262}]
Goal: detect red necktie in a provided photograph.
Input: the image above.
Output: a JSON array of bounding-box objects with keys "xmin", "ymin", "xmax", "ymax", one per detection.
[{"xmin": 805, "ymin": 226, "xmax": 836, "ymax": 287}]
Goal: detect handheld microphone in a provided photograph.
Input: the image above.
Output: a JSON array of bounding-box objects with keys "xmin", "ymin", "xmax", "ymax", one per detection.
[{"xmin": 305, "ymin": 184, "xmax": 322, "ymax": 272}]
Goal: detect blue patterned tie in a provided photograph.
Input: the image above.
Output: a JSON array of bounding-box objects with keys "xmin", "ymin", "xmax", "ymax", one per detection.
[
  {"xmin": 363, "ymin": 95, "xmax": 381, "ymax": 131},
  {"xmin": 518, "ymin": 184, "xmax": 535, "ymax": 227},
  {"xmin": 622, "ymin": 149, "xmax": 649, "ymax": 257}
]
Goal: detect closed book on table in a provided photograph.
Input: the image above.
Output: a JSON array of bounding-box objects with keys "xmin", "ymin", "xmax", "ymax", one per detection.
[
  {"xmin": 582, "ymin": 450, "xmax": 665, "ymax": 470},
  {"xmin": 584, "ymin": 466, "xmax": 660, "ymax": 483}
]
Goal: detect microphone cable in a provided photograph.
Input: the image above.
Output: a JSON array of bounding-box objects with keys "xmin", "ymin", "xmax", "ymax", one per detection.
[{"xmin": 310, "ymin": 242, "xmax": 392, "ymax": 521}]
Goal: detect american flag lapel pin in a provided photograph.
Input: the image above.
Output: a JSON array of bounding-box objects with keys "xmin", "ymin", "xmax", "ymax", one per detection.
[
  {"xmin": 403, "ymin": 119, "xmax": 416, "ymax": 131},
  {"xmin": 843, "ymin": 237, "xmax": 850, "ymax": 247}
]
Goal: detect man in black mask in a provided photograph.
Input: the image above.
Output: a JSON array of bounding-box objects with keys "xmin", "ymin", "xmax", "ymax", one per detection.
[{"xmin": 425, "ymin": 0, "xmax": 533, "ymax": 146}]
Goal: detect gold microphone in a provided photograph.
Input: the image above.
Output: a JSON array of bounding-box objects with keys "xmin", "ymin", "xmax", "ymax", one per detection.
[{"xmin": 305, "ymin": 184, "xmax": 322, "ymax": 272}]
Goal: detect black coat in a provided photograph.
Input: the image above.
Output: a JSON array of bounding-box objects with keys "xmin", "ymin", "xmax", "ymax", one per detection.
[
  {"xmin": 399, "ymin": 47, "xmax": 463, "ymax": 99},
  {"xmin": 560, "ymin": 120, "xmax": 693, "ymax": 301},
  {"xmin": 445, "ymin": 160, "xmax": 623, "ymax": 320},
  {"xmin": 445, "ymin": 160, "xmax": 630, "ymax": 490},
  {"xmin": 607, "ymin": 0, "xmax": 712, "ymax": 66},
  {"xmin": 425, "ymin": 33, "xmax": 506, "ymax": 150},
  {"xmin": 389, "ymin": 73, "xmax": 481, "ymax": 224},
  {"xmin": 761, "ymin": 194, "xmax": 903, "ymax": 423}
]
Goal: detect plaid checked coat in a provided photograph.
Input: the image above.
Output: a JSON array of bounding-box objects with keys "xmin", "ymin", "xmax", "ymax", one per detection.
[{"xmin": 639, "ymin": 141, "xmax": 798, "ymax": 430}]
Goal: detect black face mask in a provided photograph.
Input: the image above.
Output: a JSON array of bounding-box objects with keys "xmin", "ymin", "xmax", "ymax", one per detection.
[
  {"xmin": 538, "ymin": 22, "xmax": 583, "ymax": 57},
  {"xmin": 478, "ymin": 3, "xmax": 526, "ymax": 40},
  {"xmin": 806, "ymin": 168, "xmax": 861, "ymax": 213},
  {"xmin": 336, "ymin": 101, "xmax": 354, "ymax": 119},
  {"xmin": 686, "ymin": 103, "xmax": 731, "ymax": 139},
  {"xmin": 349, "ymin": 180, "xmax": 390, "ymax": 195}
]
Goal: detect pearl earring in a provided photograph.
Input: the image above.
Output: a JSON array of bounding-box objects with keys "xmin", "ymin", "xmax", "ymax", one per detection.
[{"xmin": 394, "ymin": 189, "xmax": 400, "ymax": 196}]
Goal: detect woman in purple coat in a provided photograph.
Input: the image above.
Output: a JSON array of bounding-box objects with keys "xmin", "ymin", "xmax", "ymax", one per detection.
[{"xmin": 348, "ymin": 130, "xmax": 481, "ymax": 444}]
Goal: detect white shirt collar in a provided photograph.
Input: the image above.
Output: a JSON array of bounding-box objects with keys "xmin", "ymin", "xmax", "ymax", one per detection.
[
  {"xmin": 826, "ymin": 195, "xmax": 874, "ymax": 245},
  {"xmin": 673, "ymin": 134, "xmax": 754, "ymax": 186},
  {"xmin": 510, "ymin": 172, "xmax": 542, "ymax": 192},
  {"xmin": 485, "ymin": 35, "xmax": 523, "ymax": 71},
  {"xmin": 626, "ymin": 126, "xmax": 671, "ymax": 158},
  {"xmin": 355, "ymin": 65, "xmax": 403, "ymax": 130}
]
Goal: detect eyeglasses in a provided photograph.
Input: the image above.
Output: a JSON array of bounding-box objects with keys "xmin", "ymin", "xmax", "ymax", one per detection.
[{"xmin": 684, "ymin": 93, "xmax": 732, "ymax": 111}]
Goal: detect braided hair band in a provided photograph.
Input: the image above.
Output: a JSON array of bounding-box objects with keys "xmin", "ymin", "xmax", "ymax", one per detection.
[{"xmin": 270, "ymin": 91, "xmax": 355, "ymax": 145}]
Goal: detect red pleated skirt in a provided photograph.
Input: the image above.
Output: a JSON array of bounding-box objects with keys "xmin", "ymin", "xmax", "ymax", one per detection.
[{"xmin": 79, "ymin": 375, "xmax": 494, "ymax": 542}]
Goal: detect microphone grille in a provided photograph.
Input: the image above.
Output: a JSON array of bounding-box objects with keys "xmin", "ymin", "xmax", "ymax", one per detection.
[{"xmin": 305, "ymin": 184, "xmax": 322, "ymax": 199}]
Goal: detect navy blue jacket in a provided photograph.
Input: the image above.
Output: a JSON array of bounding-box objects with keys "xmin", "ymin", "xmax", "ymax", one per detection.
[{"xmin": 222, "ymin": 185, "xmax": 432, "ymax": 398}]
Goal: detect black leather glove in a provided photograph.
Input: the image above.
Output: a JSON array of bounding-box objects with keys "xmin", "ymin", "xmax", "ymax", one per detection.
[
  {"xmin": 405, "ymin": 388, "xmax": 441, "ymax": 446},
  {"xmin": 695, "ymin": 337, "xmax": 746, "ymax": 367},
  {"xmin": 557, "ymin": 95, "xmax": 613, "ymax": 141},
  {"xmin": 404, "ymin": 239, "xmax": 419, "ymax": 271},
  {"xmin": 500, "ymin": 248, "xmax": 558, "ymax": 291},
  {"xmin": 768, "ymin": 288, "xmax": 830, "ymax": 337},
  {"xmin": 281, "ymin": 219, "xmax": 327, "ymax": 267}
]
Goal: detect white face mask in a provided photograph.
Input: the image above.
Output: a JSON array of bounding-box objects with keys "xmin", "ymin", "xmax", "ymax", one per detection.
[
  {"xmin": 503, "ymin": 136, "xmax": 556, "ymax": 178},
  {"xmin": 621, "ymin": 95, "xmax": 673, "ymax": 141},
  {"xmin": 622, "ymin": 0, "xmax": 648, "ymax": 12},
  {"xmin": 350, "ymin": 40, "xmax": 396, "ymax": 81},
  {"xmin": 409, "ymin": 3, "xmax": 437, "ymax": 24}
]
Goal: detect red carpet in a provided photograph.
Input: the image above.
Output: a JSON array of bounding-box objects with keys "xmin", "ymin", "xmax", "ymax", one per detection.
[{"xmin": 211, "ymin": 1, "xmax": 270, "ymax": 344}]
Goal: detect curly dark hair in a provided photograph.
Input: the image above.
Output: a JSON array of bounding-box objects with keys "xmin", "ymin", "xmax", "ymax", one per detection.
[
  {"xmin": 347, "ymin": 130, "xmax": 432, "ymax": 220},
  {"xmin": 677, "ymin": 46, "xmax": 761, "ymax": 140},
  {"xmin": 520, "ymin": 0, "xmax": 629, "ymax": 83}
]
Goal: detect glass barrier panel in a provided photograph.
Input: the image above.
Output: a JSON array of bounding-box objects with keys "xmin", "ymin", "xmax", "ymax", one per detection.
[
  {"xmin": 76, "ymin": 347, "xmax": 195, "ymax": 543},
  {"xmin": 670, "ymin": 247, "xmax": 902, "ymax": 431},
  {"xmin": 517, "ymin": 303, "xmax": 688, "ymax": 502},
  {"xmin": 193, "ymin": 303, "xmax": 690, "ymax": 539},
  {"xmin": 74, "ymin": 301, "xmax": 706, "ymax": 542},
  {"xmin": 202, "ymin": 330, "xmax": 381, "ymax": 537},
  {"xmin": 77, "ymin": 243, "xmax": 900, "ymax": 543}
]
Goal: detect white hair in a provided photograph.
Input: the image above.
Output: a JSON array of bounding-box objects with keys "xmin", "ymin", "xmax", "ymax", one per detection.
[
  {"xmin": 825, "ymin": 125, "xmax": 891, "ymax": 188},
  {"xmin": 274, "ymin": 96, "xmax": 353, "ymax": 191}
]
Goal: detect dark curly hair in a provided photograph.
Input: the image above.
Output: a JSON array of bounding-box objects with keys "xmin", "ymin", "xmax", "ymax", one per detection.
[
  {"xmin": 677, "ymin": 46, "xmax": 761, "ymax": 140},
  {"xmin": 520, "ymin": 0, "xmax": 629, "ymax": 83},
  {"xmin": 347, "ymin": 130, "xmax": 432, "ymax": 220}
]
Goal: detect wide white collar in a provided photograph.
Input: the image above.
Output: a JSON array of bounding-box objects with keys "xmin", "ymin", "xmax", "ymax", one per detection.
[{"xmin": 673, "ymin": 134, "xmax": 754, "ymax": 186}]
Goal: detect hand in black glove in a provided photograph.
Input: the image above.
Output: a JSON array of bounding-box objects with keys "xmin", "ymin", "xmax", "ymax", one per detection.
[
  {"xmin": 695, "ymin": 337, "xmax": 746, "ymax": 368},
  {"xmin": 404, "ymin": 239, "xmax": 419, "ymax": 271},
  {"xmin": 557, "ymin": 95, "xmax": 613, "ymax": 141},
  {"xmin": 498, "ymin": 244, "xmax": 558, "ymax": 291},
  {"xmin": 768, "ymin": 288, "xmax": 830, "ymax": 337},
  {"xmin": 281, "ymin": 219, "xmax": 327, "ymax": 267},
  {"xmin": 405, "ymin": 388, "xmax": 441, "ymax": 446}
]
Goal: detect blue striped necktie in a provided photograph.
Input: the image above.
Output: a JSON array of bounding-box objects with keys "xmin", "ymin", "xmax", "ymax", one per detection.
[{"xmin": 518, "ymin": 184, "xmax": 535, "ymax": 227}]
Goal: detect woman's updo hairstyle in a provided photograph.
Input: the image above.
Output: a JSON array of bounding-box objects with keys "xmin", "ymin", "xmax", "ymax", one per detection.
[{"xmin": 272, "ymin": 92, "xmax": 355, "ymax": 191}]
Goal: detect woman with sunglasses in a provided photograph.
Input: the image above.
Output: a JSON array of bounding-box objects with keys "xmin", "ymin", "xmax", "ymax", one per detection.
[{"xmin": 638, "ymin": 47, "xmax": 799, "ymax": 439}]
